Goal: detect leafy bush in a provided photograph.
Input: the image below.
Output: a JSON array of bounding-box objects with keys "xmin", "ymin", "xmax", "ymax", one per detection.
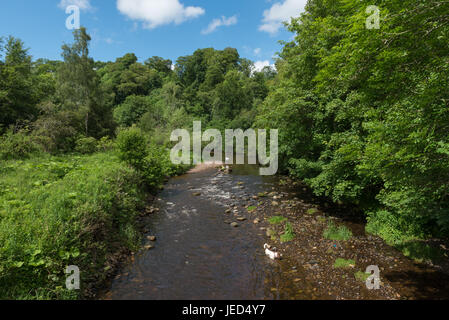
[
  {"xmin": 32, "ymin": 109, "xmax": 78, "ymax": 153},
  {"xmin": 74, "ymin": 137, "xmax": 97, "ymax": 154},
  {"xmin": 116, "ymin": 127, "xmax": 148, "ymax": 169},
  {"xmin": 0, "ymin": 153, "xmax": 145, "ymax": 299},
  {"xmin": 0, "ymin": 130, "xmax": 41, "ymax": 160},
  {"xmin": 96, "ymin": 136, "xmax": 115, "ymax": 152},
  {"xmin": 141, "ymin": 154, "xmax": 165, "ymax": 191},
  {"xmin": 116, "ymin": 128, "xmax": 188, "ymax": 191}
]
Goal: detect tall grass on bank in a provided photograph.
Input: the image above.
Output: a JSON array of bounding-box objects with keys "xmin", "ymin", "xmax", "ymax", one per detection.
[{"xmin": 0, "ymin": 152, "xmax": 145, "ymax": 299}]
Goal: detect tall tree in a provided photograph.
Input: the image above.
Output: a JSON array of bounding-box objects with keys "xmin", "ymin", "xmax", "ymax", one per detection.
[
  {"xmin": 0, "ymin": 36, "xmax": 38, "ymax": 131},
  {"xmin": 56, "ymin": 27, "xmax": 113, "ymax": 137}
]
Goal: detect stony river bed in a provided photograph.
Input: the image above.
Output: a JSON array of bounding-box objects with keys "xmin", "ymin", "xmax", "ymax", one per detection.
[{"xmin": 102, "ymin": 164, "xmax": 449, "ymax": 300}]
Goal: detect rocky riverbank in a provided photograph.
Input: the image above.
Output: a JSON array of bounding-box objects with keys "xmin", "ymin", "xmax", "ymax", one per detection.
[{"xmin": 217, "ymin": 171, "xmax": 449, "ymax": 300}]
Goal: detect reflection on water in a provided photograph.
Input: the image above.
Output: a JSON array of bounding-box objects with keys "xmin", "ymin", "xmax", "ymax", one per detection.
[{"xmin": 104, "ymin": 164, "xmax": 320, "ymax": 300}]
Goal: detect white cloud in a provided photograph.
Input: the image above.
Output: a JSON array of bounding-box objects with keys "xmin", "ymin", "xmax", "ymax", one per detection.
[
  {"xmin": 117, "ymin": 0, "xmax": 205, "ymax": 29},
  {"xmin": 201, "ymin": 15, "xmax": 238, "ymax": 35},
  {"xmin": 253, "ymin": 60, "xmax": 275, "ymax": 73},
  {"xmin": 253, "ymin": 48, "xmax": 261, "ymax": 56},
  {"xmin": 58, "ymin": 0, "xmax": 92, "ymax": 11},
  {"xmin": 259, "ymin": 0, "xmax": 307, "ymax": 35}
]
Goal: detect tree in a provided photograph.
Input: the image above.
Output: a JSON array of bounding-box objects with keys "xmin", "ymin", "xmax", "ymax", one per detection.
[
  {"xmin": 99, "ymin": 53, "xmax": 163, "ymax": 106},
  {"xmin": 0, "ymin": 36, "xmax": 38, "ymax": 131},
  {"xmin": 212, "ymin": 70, "xmax": 253, "ymax": 121},
  {"xmin": 114, "ymin": 95, "xmax": 153, "ymax": 127},
  {"xmin": 256, "ymin": 0, "xmax": 449, "ymax": 242},
  {"xmin": 145, "ymin": 56, "xmax": 172, "ymax": 75},
  {"xmin": 56, "ymin": 27, "xmax": 114, "ymax": 138}
]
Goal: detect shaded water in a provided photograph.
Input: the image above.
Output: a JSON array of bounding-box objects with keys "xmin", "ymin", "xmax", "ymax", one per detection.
[{"xmin": 104, "ymin": 165, "xmax": 322, "ymax": 300}]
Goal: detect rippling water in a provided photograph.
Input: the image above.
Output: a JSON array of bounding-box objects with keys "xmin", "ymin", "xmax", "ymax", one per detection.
[{"xmin": 104, "ymin": 164, "xmax": 319, "ymax": 300}]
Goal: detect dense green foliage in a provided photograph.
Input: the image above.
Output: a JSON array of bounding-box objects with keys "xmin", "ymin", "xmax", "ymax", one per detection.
[
  {"xmin": 0, "ymin": 130, "xmax": 41, "ymax": 160},
  {"xmin": 116, "ymin": 127, "xmax": 185, "ymax": 191},
  {"xmin": 0, "ymin": 153, "xmax": 145, "ymax": 299},
  {"xmin": 2, "ymin": 0, "xmax": 448, "ymax": 299},
  {"xmin": 256, "ymin": 0, "xmax": 449, "ymax": 244},
  {"xmin": 1, "ymin": 26, "xmax": 272, "ymax": 298},
  {"xmin": 0, "ymin": 37, "xmax": 44, "ymax": 132}
]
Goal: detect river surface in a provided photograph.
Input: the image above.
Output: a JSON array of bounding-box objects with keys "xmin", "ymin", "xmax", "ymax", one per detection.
[{"xmin": 104, "ymin": 164, "xmax": 321, "ymax": 300}]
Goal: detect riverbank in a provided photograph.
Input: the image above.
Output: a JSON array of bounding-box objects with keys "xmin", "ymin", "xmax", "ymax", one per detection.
[
  {"xmin": 228, "ymin": 174, "xmax": 449, "ymax": 299},
  {"xmin": 102, "ymin": 164, "xmax": 449, "ymax": 300},
  {"xmin": 0, "ymin": 149, "xmax": 191, "ymax": 300},
  {"xmin": 0, "ymin": 153, "xmax": 148, "ymax": 299}
]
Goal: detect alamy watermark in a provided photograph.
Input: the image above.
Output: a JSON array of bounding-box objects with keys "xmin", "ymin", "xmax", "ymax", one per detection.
[
  {"xmin": 366, "ymin": 265, "xmax": 381, "ymax": 290},
  {"xmin": 65, "ymin": 5, "xmax": 81, "ymax": 30},
  {"xmin": 366, "ymin": 5, "xmax": 380, "ymax": 30},
  {"xmin": 170, "ymin": 121, "xmax": 278, "ymax": 175},
  {"xmin": 65, "ymin": 265, "xmax": 80, "ymax": 290}
]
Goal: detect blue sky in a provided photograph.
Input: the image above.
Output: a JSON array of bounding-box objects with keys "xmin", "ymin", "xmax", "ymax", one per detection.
[{"xmin": 0, "ymin": 0, "xmax": 307, "ymax": 68}]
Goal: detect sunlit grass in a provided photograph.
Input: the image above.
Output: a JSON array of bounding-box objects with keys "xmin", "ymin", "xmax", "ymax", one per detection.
[
  {"xmin": 333, "ymin": 258, "xmax": 355, "ymax": 269},
  {"xmin": 323, "ymin": 221, "xmax": 352, "ymax": 241},
  {"xmin": 0, "ymin": 152, "xmax": 145, "ymax": 300}
]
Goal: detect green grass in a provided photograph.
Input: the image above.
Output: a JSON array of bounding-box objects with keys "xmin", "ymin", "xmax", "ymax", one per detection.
[
  {"xmin": 333, "ymin": 258, "xmax": 355, "ymax": 269},
  {"xmin": 323, "ymin": 221, "xmax": 353, "ymax": 241},
  {"xmin": 366, "ymin": 216, "xmax": 446, "ymax": 264},
  {"xmin": 280, "ymin": 222, "xmax": 295, "ymax": 243},
  {"xmin": 307, "ymin": 208, "xmax": 319, "ymax": 215},
  {"xmin": 0, "ymin": 152, "xmax": 147, "ymax": 299},
  {"xmin": 268, "ymin": 216, "xmax": 287, "ymax": 225},
  {"xmin": 396, "ymin": 241, "xmax": 445, "ymax": 264},
  {"xmin": 354, "ymin": 271, "xmax": 371, "ymax": 282},
  {"xmin": 247, "ymin": 206, "xmax": 257, "ymax": 212},
  {"xmin": 317, "ymin": 216, "xmax": 327, "ymax": 223},
  {"xmin": 266, "ymin": 216, "xmax": 296, "ymax": 243}
]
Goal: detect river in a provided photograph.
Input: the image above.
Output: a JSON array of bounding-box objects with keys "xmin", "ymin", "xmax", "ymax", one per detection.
[{"xmin": 102, "ymin": 164, "xmax": 449, "ymax": 300}]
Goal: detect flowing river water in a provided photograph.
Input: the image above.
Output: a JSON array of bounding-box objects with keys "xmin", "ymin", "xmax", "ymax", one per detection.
[{"xmin": 102, "ymin": 164, "xmax": 449, "ymax": 300}]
